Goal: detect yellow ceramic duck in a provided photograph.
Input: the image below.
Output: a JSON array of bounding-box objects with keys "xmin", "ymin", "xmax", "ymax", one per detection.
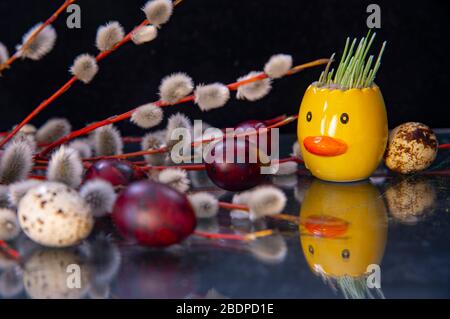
[
  {"xmin": 298, "ymin": 33, "xmax": 388, "ymax": 182},
  {"xmin": 299, "ymin": 180, "xmax": 388, "ymax": 297}
]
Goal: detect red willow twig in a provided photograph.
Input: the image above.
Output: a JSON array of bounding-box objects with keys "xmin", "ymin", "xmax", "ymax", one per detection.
[
  {"xmin": 439, "ymin": 143, "xmax": 450, "ymax": 149},
  {"xmin": 28, "ymin": 175, "xmax": 47, "ymax": 180},
  {"xmin": 0, "ymin": 0, "xmax": 77, "ymax": 74},
  {"xmin": 79, "ymin": 114, "xmax": 299, "ymax": 162},
  {"xmin": 122, "ymin": 137, "xmax": 144, "ymax": 144},
  {"xmin": 33, "ymin": 114, "xmax": 290, "ymax": 148},
  {"xmin": 38, "ymin": 58, "xmax": 328, "ymax": 158},
  {"xmin": 0, "ymin": 0, "xmax": 184, "ymax": 149}
]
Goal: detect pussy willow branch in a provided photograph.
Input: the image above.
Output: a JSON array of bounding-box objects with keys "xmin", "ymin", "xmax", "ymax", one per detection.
[
  {"xmin": 30, "ymin": 115, "xmax": 296, "ymax": 164},
  {"xmin": 34, "ymin": 114, "xmax": 289, "ymax": 148},
  {"xmin": 0, "ymin": 0, "xmax": 184, "ymax": 149},
  {"xmin": 80, "ymin": 114, "xmax": 299, "ymax": 162},
  {"xmin": 0, "ymin": 0, "xmax": 77, "ymax": 74},
  {"xmin": 38, "ymin": 58, "xmax": 328, "ymax": 158}
]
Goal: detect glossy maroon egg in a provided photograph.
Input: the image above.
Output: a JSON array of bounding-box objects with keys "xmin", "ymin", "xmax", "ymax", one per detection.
[
  {"xmin": 235, "ymin": 120, "xmax": 266, "ymax": 131},
  {"xmin": 205, "ymin": 139, "xmax": 266, "ymax": 192},
  {"xmin": 112, "ymin": 180, "xmax": 196, "ymax": 247},
  {"xmin": 85, "ymin": 159, "xmax": 144, "ymax": 186},
  {"xmin": 235, "ymin": 120, "xmax": 271, "ymax": 153}
]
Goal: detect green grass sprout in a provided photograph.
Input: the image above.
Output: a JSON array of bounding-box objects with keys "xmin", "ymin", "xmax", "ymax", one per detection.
[{"xmin": 317, "ymin": 30, "xmax": 387, "ymax": 89}]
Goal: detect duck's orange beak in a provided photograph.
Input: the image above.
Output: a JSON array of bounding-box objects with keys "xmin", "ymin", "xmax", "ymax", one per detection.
[{"xmin": 303, "ymin": 136, "xmax": 347, "ymax": 157}]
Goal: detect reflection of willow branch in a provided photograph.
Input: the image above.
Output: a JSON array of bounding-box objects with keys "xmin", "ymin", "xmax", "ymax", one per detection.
[
  {"xmin": 337, "ymin": 276, "xmax": 384, "ymax": 299},
  {"xmin": 314, "ymin": 265, "xmax": 385, "ymax": 299},
  {"xmin": 218, "ymin": 201, "xmax": 299, "ymax": 224},
  {"xmin": 0, "ymin": 240, "xmax": 20, "ymax": 260}
]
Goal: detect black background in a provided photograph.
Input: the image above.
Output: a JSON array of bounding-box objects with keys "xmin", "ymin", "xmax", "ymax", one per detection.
[{"xmin": 0, "ymin": 0, "xmax": 449, "ymax": 135}]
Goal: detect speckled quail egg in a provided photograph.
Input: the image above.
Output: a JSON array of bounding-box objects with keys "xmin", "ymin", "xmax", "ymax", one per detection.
[
  {"xmin": 385, "ymin": 177, "xmax": 436, "ymax": 225},
  {"xmin": 23, "ymin": 249, "xmax": 91, "ymax": 299},
  {"xmin": 0, "ymin": 208, "xmax": 20, "ymax": 241},
  {"xmin": 384, "ymin": 122, "xmax": 438, "ymax": 174},
  {"xmin": 18, "ymin": 182, "xmax": 94, "ymax": 248}
]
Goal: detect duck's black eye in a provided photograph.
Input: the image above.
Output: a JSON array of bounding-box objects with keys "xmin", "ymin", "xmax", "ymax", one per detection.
[
  {"xmin": 342, "ymin": 249, "xmax": 350, "ymax": 260},
  {"xmin": 340, "ymin": 113, "xmax": 349, "ymax": 124},
  {"xmin": 308, "ymin": 245, "xmax": 314, "ymax": 255},
  {"xmin": 307, "ymin": 112, "xmax": 312, "ymax": 122}
]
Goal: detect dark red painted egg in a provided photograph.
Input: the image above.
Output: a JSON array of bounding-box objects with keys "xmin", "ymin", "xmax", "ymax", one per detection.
[
  {"xmin": 235, "ymin": 120, "xmax": 271, "ymax": 153},
  {"xmin": 85, "ymin": 159, "xmax": 145, "ymax": 186},
  {"xmin": 204, "ymin": 139, "xmax": 266, "ymax": 192},
  {"xmin": 112, "ymin": 180, "xmax": 197, "ymax": 247}
]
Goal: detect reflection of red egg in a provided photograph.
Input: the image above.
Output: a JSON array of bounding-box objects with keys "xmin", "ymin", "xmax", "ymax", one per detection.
[
  {"xmin": 112, "ymin": 181, "xmax": 196, "ymax": 247},
  {"xmin": 235, "ymin": 120, "xmax": 271, "ymax": 153},
  {"xmin": 116, "ymin": 250, "xmax": 194, "ymax": 299},
  {"xmin": 85, "ymin": 159, "xmax": 145, "ymax": 187}
]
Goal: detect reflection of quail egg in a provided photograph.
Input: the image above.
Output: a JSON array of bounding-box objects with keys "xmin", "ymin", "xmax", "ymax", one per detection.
[
  {"xmin": 18, "ymin": 182, "xmax": 94, "ymax": 248},
  {"xmin": 385, "ymin": 178, "xmax": 436, "ymax": 225},
  {"xmin": 0, "ymin": 208, "xmax": 20, "ymax": 241},
  {"xmin": 384, "ymin": 123, "xmax": 438, "ymax": 174},
  {"xmin": 23, "ymin": 249, "xmax": 91, "ymax": 299}
]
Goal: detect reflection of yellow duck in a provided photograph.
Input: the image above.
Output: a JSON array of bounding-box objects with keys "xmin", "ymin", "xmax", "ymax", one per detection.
[
  {"xmin": 298, "ymin": 85, "xmax": 388, "ymax": 182},
  {"xmin": 300, "ymin": 180, "xmax": 388, "ymax": 298}
]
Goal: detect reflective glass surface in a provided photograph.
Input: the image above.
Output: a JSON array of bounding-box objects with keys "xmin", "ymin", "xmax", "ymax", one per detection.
[{"xmin": 1, "ymin": 133, "xmax": 449, "ymax": 299}]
